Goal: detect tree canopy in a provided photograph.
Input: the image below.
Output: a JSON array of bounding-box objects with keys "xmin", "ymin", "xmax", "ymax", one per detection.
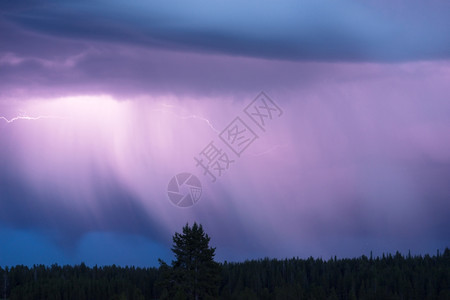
[
  {"xmin": 0, "ymin": 224, "xmax": 448, "ymax": 299},
  {"xmin": 158, "ymin": 222, "xmax": 221, "ymax": 300}
]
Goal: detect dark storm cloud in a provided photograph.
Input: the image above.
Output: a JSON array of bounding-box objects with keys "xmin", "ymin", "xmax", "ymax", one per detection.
[
  {"xmin": 1, "ymin": 0, "xmax": 450, "ymax": 62},
  {"xmin": 0, "ymin": 19, "xmax": 329, "ymax": 101}
]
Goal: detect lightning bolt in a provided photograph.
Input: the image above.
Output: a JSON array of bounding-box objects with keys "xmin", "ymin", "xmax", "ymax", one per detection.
[
  {"xmin": 1, "ymin": 103, "xmax": 219, "ymax": 136},
  {"xmin": 177, "ymin": 114, "xmax": 220, "ymax": 134},
  {"xmin": 153, "ymin": 105, "xmax": 289, "ymax": 152},
  {"xmin": 151, "ymin": 106, "xmax": 220, "ymax": 134},
  {"xmin": 0, "ymin": 115, "xmax": 64, "ymax": 124}
]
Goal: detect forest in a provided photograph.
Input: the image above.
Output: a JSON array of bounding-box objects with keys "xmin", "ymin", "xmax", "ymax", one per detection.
[{"xmin": 0, "ymin": 224, "xmax": 449, "ymax": 299}]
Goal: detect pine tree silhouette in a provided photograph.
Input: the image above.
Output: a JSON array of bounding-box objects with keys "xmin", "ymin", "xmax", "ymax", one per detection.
[{"xmin": 158, "ymin": 222, "xmax": 220, "ymax": 300}]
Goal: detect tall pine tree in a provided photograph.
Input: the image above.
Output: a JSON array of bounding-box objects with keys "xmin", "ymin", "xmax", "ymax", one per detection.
[{"xmin": 158, "ymin": 222, "xmax": 220, "ymax": 300}]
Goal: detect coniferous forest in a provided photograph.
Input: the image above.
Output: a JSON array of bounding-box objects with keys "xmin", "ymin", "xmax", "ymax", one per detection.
[{"xmin": 1, "ymin": 224, "xmax": 449, "ymax": 299}]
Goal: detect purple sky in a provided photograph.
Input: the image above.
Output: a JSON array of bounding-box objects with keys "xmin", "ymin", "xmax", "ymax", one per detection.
[{"xmin": 1, "ymin": 0, "xmax": 449, "ymax": 267}]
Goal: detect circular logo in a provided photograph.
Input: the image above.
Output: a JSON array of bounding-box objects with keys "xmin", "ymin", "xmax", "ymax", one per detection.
[{"xmin": 167, "ymin": 173, "xmax": 202, "ymax": 207}]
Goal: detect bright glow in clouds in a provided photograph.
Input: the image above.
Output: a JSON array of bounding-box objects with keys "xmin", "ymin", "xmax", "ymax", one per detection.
[{"xmin": 1, "ymin": 95, "xmax": 220, "ymax": 207}]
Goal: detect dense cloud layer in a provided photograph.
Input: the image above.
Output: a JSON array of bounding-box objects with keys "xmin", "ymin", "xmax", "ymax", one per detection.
[{"xmin": 2, "ymin": 0, "xmax": 450, "ymax": 62}]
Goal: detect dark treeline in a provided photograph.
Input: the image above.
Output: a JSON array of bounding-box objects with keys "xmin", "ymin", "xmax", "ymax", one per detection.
[{"xmin": 0, "ymin": 249, "xmax": 449, "ymax": 300}]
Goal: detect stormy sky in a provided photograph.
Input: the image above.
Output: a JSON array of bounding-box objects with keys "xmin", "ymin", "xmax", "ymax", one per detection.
[{"xmin": 1, "ymin": 0, "xmax": 449, "ymax": 266}]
